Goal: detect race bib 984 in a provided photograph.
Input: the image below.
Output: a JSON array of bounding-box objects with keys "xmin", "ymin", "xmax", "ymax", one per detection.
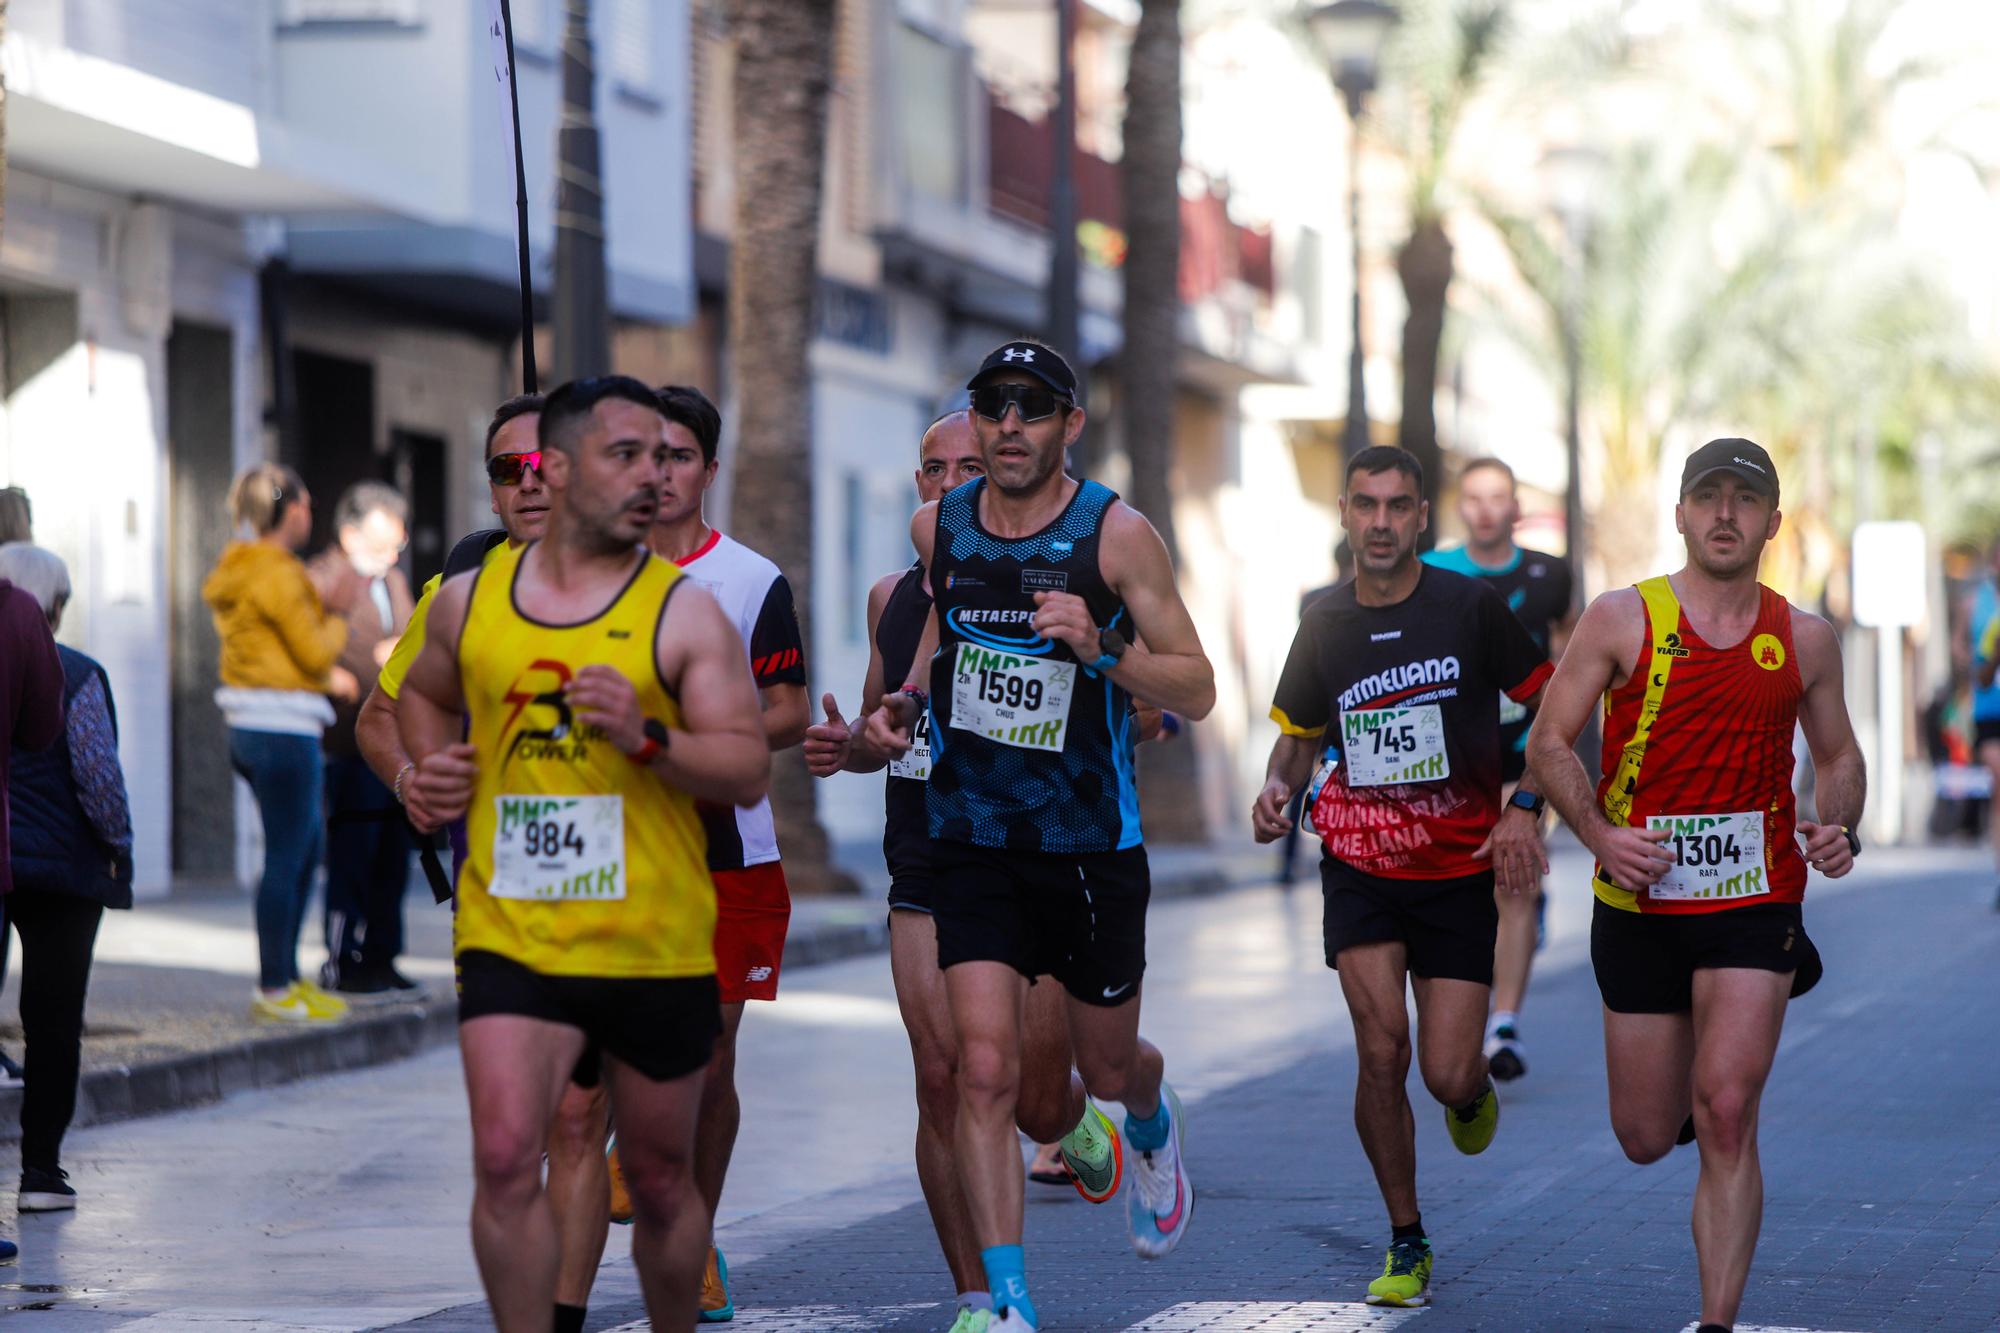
[
  {"xmin": 1341, "ymin": 705, "xmax": 1449, "ymax": 787},
  {"xmin": 490, "ymin": 794, "xmax": 627, "ymax": 901},
  {"xmin": 950, "ymin": 645, "xmax": 1075, "ymax": 752}
]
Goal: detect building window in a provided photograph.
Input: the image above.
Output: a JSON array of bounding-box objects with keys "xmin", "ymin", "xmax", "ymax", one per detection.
[
  {"xmin": 607, "ymin": 0, "xmax": 654, "ymax": 93},
  {"xmin": 843, "ymin": 471, "xmax": 866, "ymax": 645},
  {"xmin": 277, "ymin": 0, "xmax": 423, "ymax": 26},
  {"xmin": 898, "ymin": 24, "xmax": 964, "ymax": 203}
]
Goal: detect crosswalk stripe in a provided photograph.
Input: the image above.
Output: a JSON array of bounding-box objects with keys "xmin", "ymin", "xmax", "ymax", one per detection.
[
  {"xmin": 604, "ymin": 1303, "xmax": 947, "ymax": 1331},
  {"xmin": 112, "ymin": 1311, "xmax": 441, "ymax": 1332},
  {"xmin": 1117, "ymin": 1301, "xmax": 1428, "ymax": 1331},
  {"xmin": 1676, "ymin": 1325, "xmax": 1865, "ymax": 1333}
]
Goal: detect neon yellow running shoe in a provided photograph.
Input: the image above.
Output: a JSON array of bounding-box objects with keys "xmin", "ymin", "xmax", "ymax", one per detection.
[
  {"xmin": 1057, "ymin": 1101, "xmax": 1122, "ymax": 1203},
  {"xmin": 289, "ymin": 980, "xmax": 350, "ymax": 1021},
  {"xmin": 1445, "ymin": 1080, "xmax": 1499, "ymax": 1155},
  {"xmin": 1365, "ymin": 1236, "xmax": 1433, "ymax": 1307},
  {"xmin": 945, "ymin": 1307, "xmax": 993, "ymax": 1333}
]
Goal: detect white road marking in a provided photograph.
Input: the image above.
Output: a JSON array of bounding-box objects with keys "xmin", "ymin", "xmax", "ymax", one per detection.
[{"xmin": 1118, "ymin": 1302, "xmax": 1428, "ymax": 1331}]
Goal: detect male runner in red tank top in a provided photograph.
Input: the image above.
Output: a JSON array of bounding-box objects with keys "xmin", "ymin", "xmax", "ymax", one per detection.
[{"xmin": 1527, "ymin": 438, "xmax": 1866, "ymax": 1333}]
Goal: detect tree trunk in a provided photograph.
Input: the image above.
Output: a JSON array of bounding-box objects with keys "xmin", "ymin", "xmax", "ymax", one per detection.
[
  {"xmin": 723, "ymin": 0, "xmax": 853, "ymax": 894},
  {"xmin": 1396, "ymin": 214, "xmax": 1452, "ymax": 533},
  {"xmin": 1117, "ymin": 0, "xmax": 1182, "ymax": 564},
  {"xmin": 1117, "ymin": 0, "xmax": 1205, "ymax": 843}
]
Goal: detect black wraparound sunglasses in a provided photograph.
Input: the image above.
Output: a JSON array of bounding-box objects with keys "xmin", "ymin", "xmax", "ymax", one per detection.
[{"xmin": 970, "ymin": 383, "xmax": 1068, "ymax": 424}]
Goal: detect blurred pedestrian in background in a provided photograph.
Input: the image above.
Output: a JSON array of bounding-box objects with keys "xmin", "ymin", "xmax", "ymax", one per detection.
[
  {"xmin": 0, "ymin": 486, "xmax": 31, "ymax": 544},
  {"xmin": 203, "ymin": 463, "xmax": 359, "ymax": 1025},
  {"xmin": 1972, "ymin": 537, "xmax": 2000, "ymax": 908},
  {"xmin": 0, "ymin": 484, "xmax": 35, "ymax": 1085},
  {"xmin": 0, "ymin": 543, "xmax": 133, "ymax": 1213},
  {"xmin": 0, "ymin": 552, "xmax": 63, "ymax": 1263},
  {"xmin": 309, "ymin": 482, "xmax": 417, "ymax": 996}
]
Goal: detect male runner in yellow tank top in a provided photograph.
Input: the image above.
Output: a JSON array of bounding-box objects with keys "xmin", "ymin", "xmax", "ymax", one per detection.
[{"xmin": 398, "ymin": 376, "xmax": 770, "ymax": 1333}]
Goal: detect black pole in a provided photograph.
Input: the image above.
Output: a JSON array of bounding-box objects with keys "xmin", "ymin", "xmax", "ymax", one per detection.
[
  {"xmin": 553, "ymin": 0, "xmax": 611, "ymax": 382},
  {"xmin": 1562, "ymin": 252, "xmax": 1585, "ymax": 603},
  {"xmin": 1047, "ymin": 0, "xmax": 1080, "ymax": 364},
  {"xmin": 498, "ymin": 0, "xmax": 538, "ymax": 392},
  {"xmin": 1340, "ymin": 79, "xmax": 1370, "ymax": 458}
]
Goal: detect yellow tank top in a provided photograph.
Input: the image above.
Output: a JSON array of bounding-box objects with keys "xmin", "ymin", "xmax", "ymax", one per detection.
[{"xmin": 456, "ymin": 543, "xmax": 715, "ymax": 978}]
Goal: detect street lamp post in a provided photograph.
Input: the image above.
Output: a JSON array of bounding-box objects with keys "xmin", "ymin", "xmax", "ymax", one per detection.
[
  {"xmin": 1307, "ymin": 1, "xmax": 1398, "ymax": 460},
  {"xmin": 553, "ymin": 0, "xmax": 610, "ymax": 382},
  {"xmin": 1541, "ymin": 144, "xmax": 1605, "ymax": 603}
]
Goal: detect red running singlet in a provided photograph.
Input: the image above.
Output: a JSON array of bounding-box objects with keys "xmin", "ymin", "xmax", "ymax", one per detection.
[{"xmin": 1593, "ymin": 575, "xmax": 1806, "ymax": 914}]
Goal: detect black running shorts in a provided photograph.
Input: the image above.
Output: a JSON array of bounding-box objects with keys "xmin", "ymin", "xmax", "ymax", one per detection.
[
  {"xmin": 1590, "ymin": 899, "xmax": 1823, "ymax": 1014},
  {"xmin": 931, "ymin": 840, "xmax": 1149, "ymax": 1006},
  {"xmin": 455, "ymin": 950, "xmax": 721, "ymax": 1083},
  {"xmin": 1320, "ymin": 857, "xmax": 1499, "ymax": 985},
  {"xmin": 1975, "ymin": 718, "xmax": 2000, "ymax": 750}
]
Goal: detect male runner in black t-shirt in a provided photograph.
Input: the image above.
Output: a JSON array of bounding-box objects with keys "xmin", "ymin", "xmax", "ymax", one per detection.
[
  {"xmin": 1253, "ymin": 446, "xmax": 1553, "ymax": 1309},
  {"xmin": 1423, "ymin": 457, "xmax": 1576, "ymax": 1083}
]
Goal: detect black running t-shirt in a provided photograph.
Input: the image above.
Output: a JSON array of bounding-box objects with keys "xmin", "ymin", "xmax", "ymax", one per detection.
[{"xmin": 1270, "ymin": 565, "xmax": 1553, "ymax": 880}]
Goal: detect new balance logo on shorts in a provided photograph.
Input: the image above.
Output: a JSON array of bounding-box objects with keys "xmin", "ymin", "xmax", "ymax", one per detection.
[{"xmin": 745, "ymin": 965, "xmax": 773, "ymax": 983}]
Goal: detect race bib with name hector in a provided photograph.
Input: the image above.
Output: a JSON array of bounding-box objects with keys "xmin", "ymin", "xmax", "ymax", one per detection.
[
  {"xmin": 1341, "ymin": 704, "xmax": 1449, "ymax": 788},
  {"xmin": 1645, "ymin": 811, "xmax": 1768, "ymax": 901},
  {"xmin": 950, "ymin": 644, "xmax": 1076, "ymax": 753},
  {"xmin": 889, "ymin": 707, "xmax": 933, "ymax": 780},
  {"xmin": 490, "ymin": 794, "xmax": 627, "ymax": 901}
]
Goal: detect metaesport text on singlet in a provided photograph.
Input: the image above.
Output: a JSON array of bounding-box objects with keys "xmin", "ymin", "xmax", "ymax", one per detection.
[
  {"xmin": 926, "ymin": 478, "xmax": 1141, "ymax": 854},
  {"xmin": 1594, "ymin": 575, "xmax": 1806, "ymax": 914}
]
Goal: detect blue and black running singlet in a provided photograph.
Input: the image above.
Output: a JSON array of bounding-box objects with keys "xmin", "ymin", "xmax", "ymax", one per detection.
[{"xmin": 926, "ymin": 477, "xmax": 1141, "ymax": 854}]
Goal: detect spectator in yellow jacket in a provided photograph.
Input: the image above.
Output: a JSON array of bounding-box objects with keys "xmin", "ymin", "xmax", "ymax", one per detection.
[{"xmin": 202, "ymin": 463, "xmax": 360, "ymax": 1025}]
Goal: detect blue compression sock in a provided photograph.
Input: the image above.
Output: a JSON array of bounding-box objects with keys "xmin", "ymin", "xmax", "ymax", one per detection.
[
  {"xmin": 980, "ymin": 1244, "xmax": 1036, "ymax": 1326},
  {"xmin": 1125, "ymin": 1097, "xmax": 1171, "ymax": 1152}
]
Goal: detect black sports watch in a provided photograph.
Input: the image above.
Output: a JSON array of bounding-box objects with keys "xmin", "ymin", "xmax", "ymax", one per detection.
[
  {"xmin": 1091, "ymin": 627, "xmax": 1129, "ymax": 671},
  {"xmin": 1841, "ymin": 825, "xmax": 1861, "ymax": 858},
  {"xmin": 1507, "ymin": 789, "xmax": 1547, "ymax": 817}
]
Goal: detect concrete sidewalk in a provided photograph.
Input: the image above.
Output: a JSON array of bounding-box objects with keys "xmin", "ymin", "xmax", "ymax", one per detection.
[{"xmin": 0, "ymin": 839, "xmax": 1275, "ymax": 1140}]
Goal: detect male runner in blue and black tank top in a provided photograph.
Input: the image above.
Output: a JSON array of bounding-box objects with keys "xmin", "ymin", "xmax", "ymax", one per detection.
[
  {"xmin": 804, "ymin": 410, "xmax": 1118, "ymax": 1333},
  {"xmin": 867, "ymin": 341, "xmax": 1217, "ymax": 1332},
  {"xmin": 1422, "ymin": 457, "xmax": 1576, "ymax": 1084}
]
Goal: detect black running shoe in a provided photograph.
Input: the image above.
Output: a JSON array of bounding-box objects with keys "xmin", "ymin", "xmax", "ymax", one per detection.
[{"xmin": 19, "ymin": 1166, "xmax": 76, "ymax": 1212}]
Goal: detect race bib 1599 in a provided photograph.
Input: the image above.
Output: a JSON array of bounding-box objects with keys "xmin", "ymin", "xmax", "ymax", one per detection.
[
  {"xmin": 490, "ymin": 794, "xmax": 627, "ymax": 901},
  {"xmin": 1341, "ymin": 704, "xmax": 1449, "ymax": 787},
  {"xmin": 1645, "ymin": 811, "xmax": 1768, "ymax": 901},
  {"xmin": 950, "ymin": 645, "xmax": 1075, "ymax": 752}
]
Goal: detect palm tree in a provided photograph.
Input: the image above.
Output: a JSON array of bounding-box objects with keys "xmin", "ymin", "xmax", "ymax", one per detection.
[
  {"xmin": 1117, "ymin": 0, "xmax": 1210, "ymax": 841},
  {"xmin": 1375, "ymin": 0, "xmax": 1510, "ymax": 523},
  {"xmin": 723, "ymin": 0, "xmax": 853, "ymax": 894},
  {"xmin": 1478, "ymin": 139, "xmax": 1741, "ymax": 590},
  {"xmin": 1119, "ymin": 0, "xmax": 1184, "ymax": 565}
]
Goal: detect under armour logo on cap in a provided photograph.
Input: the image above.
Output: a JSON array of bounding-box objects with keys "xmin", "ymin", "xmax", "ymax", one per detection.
[{"xmin": 968, "ymin": 339, "xmax": 1081, "ymax": 404}]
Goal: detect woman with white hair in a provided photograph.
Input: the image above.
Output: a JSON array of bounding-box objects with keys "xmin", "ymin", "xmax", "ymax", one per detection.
[{"xmin": 0, "ymin": 541, "xmax": 134, "ymax": 1213}]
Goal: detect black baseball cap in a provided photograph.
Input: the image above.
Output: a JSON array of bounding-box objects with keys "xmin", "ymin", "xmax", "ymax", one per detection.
[
  {"xmin": 1680, "ymin": 437, "xmax": 1779, "ymax": 504},
  {"xmin": 967, "ymin": 340, "xmax": 1080, "ymax": 405}
]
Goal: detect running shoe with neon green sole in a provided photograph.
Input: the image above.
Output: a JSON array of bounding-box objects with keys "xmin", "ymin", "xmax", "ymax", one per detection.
[
  {"xmin": 1445, "ymin": 1080, "xmax": 1499, "ymax": 1155},
  {"xmin": 1056, "ymin": 1101, "xmax": 1123, "ymax": 1203},
  {"xmin": 1365, "ymin": 1236, "xmax": 1433, "ymax": 1307},
  {"xmin": 945, "ymin": 1307, "xmax": 993, "ymax": 1333}
]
